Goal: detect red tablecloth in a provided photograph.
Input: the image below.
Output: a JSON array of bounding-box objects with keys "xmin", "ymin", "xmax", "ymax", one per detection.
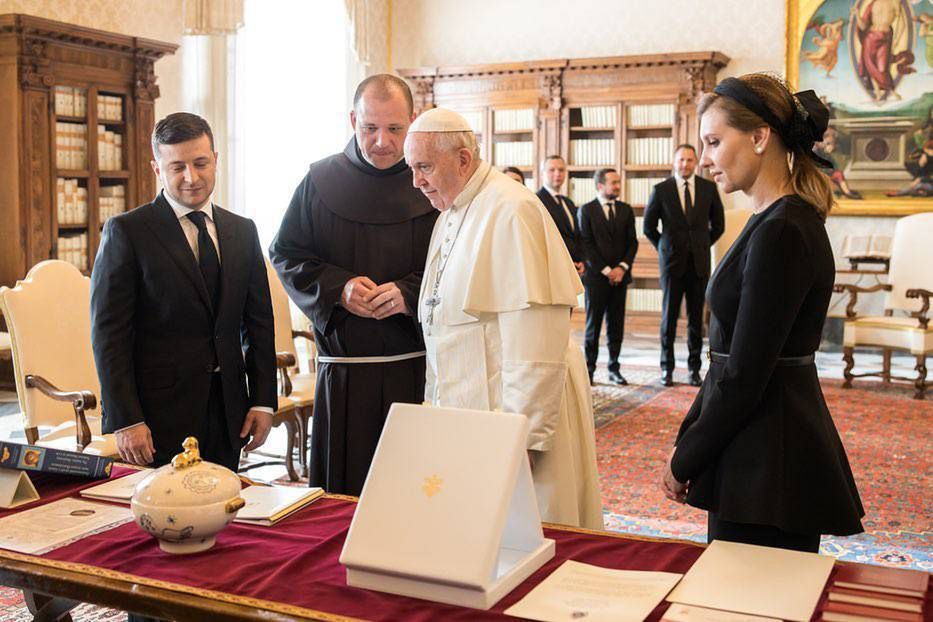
[{"xmin": 1, "ymin": 469, "xmax": 929, "ymax": 621}]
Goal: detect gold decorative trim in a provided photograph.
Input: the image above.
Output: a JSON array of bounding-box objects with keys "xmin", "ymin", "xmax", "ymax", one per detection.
[
  {"xmin": 832, "ymin": 200, "xmax": 933, "ymax": 217},
  {"xmin": 0, "ymin": 548, "xmax": 365, "ymax": 622}
]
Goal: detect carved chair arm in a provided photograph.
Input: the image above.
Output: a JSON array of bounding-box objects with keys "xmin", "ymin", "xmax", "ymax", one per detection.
[
  {"xmin": 833, "ymin": 283, "xmax": 892, "ymax": 319},
  {"xmin": 24, "ymin": 374, "xmax": 95, "ymax": 452},
  {"xmin": 906, "ymin": 288, "xmax": 932, "ymax": 329},
  {"xmin": 292, "ymin": 329, "xmax": 314, "ymax": 342},
  {"xmin": 275, "ymin": 352, "xmax": 296, "ymax": 397}
]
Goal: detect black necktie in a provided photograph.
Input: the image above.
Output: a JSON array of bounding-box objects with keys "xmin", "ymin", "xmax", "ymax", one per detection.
[
  {"xmin": 684, "ymin": 181, "xmax": 693, "ymax": 215},
  {"xmin": 186, "ymin": 211, "xmax": 221, "ymax": 310},
  {"xmin": 606, "ymin": 202, "xmax": 616, "ymax": 233}
]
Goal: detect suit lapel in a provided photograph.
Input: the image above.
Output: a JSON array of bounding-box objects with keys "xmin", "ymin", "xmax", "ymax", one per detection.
[
  {"xmin": 143, "ymin": 194, "xmax": 214, "ymax": 314},
  {"xmin": 541, "ymin": 190, "xmax": 573, "ymax": 235},
  {"xmin": 213, "ymin": 205, "xmax": 238, "ymax": 320}
]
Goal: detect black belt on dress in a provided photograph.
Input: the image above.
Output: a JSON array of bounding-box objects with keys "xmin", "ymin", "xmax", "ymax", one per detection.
[{"xmin": 709, "ymin": 351, "xmax": 815, "ymax": 366}]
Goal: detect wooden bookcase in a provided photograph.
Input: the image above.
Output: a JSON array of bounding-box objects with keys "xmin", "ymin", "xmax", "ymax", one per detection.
[
  {"xmin": 0, "ymin": 14, "xmax": 176, "ymax": 287},
  {"xmin": 399, "ymin": 51, "xmax": 729, "ymax": 334}
]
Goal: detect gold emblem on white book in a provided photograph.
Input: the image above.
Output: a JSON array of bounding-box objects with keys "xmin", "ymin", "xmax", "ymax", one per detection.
[{"xmin": 422, "ymin": 474, "xmax": 443, "ymax": 498}]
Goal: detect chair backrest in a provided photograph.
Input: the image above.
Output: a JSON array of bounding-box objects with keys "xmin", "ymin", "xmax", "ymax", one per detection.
[
  {"xmin": 885, "ymin": 212, "xmax": 933, "ymax": 314},
  {"xmin": 0, "ymin": 260, "xmax": 101, "ymax": 430},
  {"xmin": 265, "ymin": 259, "xmax": 298, "ymax": 358},
  {"xmin": 711, "ymin": 208, "xmax": 753, "ymax": 271}
]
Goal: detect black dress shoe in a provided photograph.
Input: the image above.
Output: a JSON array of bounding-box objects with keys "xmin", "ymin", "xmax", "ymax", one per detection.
[
  {"xmin": 661, "ymin": 372, "xmax": 674, "ymax": 387},
  {"xmin": 689, "ymin": 370, "xmax": 702, "ymax": 387},
  {"xmin": 608, "ymin": 370, "xmax": 628, "ymax": 386}
]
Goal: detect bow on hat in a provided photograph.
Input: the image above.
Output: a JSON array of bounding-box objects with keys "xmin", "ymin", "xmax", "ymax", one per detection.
[{"xmin": 713, "ymin": 77, "xmax": 833, "ymax": 169}]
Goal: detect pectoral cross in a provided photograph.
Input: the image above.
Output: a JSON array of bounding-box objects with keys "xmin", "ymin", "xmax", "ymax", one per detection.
[{"xmin": 424, "ymin": 295, "xmax": 441, "ymax": 334}]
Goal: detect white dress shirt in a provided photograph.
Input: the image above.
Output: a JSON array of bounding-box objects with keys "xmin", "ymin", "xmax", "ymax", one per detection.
[{"xmin": 163, "ymin": 191, "xmax": 221, "ymax": 263}]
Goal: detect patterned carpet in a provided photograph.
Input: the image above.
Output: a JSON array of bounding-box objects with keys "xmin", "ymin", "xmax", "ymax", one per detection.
[{"xmin": 591, "ymin": 366, "xmax": 933, "ymax": 572}]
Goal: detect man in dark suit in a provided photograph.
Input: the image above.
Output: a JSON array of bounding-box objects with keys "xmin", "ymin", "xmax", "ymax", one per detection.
[
  {"xmin": 578, "ymin": 168, "xmax": 638, "ymax": 385},
  {"xmin": 643, "ymin": 144, "xmax": 725, "ymax": 387},
  {"xmin": 91, "ymin": 112, "xmax": 276, "ymax": 473},
  {"xmin": 537, "ymin": 155, "xmax": 584, "ymax": 276}
]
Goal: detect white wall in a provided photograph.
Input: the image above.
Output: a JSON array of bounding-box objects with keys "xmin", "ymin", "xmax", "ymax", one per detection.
[{"xmin": 391, "ymin": 0, "xmax": 786, "ymax": 79}]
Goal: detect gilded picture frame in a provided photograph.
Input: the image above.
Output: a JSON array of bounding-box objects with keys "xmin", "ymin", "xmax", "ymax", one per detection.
[{"xmin": 786, "ymin": 0, "xmax": 933, "ymax": 216}]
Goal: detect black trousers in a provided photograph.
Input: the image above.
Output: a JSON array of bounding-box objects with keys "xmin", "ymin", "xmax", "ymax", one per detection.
[
  {"xmin": 659, "ymin": 256, "xmax": 706, "ymax": 373},
  {"xmin": 708, "ymin": 513, "xmax": 821, "ymax": 553},
  {"xmin": 150, "ymin": 372, "xmax": 240, "ymax": 472},
  {"xmin": 584, "ymin": 281, "xmax": 628, "ymax": 375},
  {"xmin": 128, "ymin": 373, "xmax": 237, "ymax": 622}
]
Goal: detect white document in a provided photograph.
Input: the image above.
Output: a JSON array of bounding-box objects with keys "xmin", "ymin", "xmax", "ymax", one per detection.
[
  {"xmin": 0, "ymin": 468, "xmax": 39, "ymax": 509},
  {"xmin": 0, "ymin": 497, "xmax": 132, "ymax": 554},
  {"xmin": 662, "ymin": 603, "xmax": 782, "ymax": 622},
  {"xmin": 666, "ymin": 540, "xmax": 835, "ymax": 622},
  {"xmin": 505, "ymin": 560, "xmax": 682, "ymax": 622},
  {"xmin": 233, "ymin": 485, "xmax": 324, "ymax": 526},
  {"xmin": 79, "ymin": 468, "xmax": 152, "ymax": 503}
]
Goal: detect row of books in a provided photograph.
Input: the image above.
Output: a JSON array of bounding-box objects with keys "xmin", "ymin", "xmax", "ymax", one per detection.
[
  {"xmin": 97, "ymin": 126, "xmax": 124, "ymax": 170},
  {"xmin": 494, "ymin": 141, "xmax": 534, "ymax": 167},
  {"xmin": 569, "ymin": 177, "xmax": 598, "ymax": 206},
  {"xmin": 494, "ymin": 108, "xmax": 535, "ymax": 133},
  {"xmin": 97, "ymin": 95, "xmax": 124, "ymax": 122},
  {"xmin": 626, "ymin": 137, "xmax": 675, "ymax": 166},
  {"xmin": 99, "ymin": 185, "xmax": 127, "ymax": 222},
  {"xmin": 57, "ymin": 178, "xmax": 88, "ymax": 225},
  {"xmin": 53, "ymin": 86, "xmax": 87, "ymax": 117},
  {"xmin": 626, "ymin": 177, "xmax": 666, "ymax": 206},
  {"xmin": 820, "ymin": 562, "xmax": 927, "ymax": 622},
  {"xmin": 53, "ymin": 87, "xmax": 124, "ymax": 122},
  {"xmin": 570, "ymin": 139, "xmax": 615, "ymax": 167},
  {"xmin": 56, "ymin": 122, "xmax": 88, "ymax": 170},
  {"xmin": 577, "ymin": 105, "xmax": 617, "ymax": 128},
  {"xmin": 628, "ymin": 103, "xmax": 676, "ymax": 127},
  {"xmin": 626, "ymin": 288, "xmax": 663, "ymax": 312},
  {"xmin": 58, "ymin": 233, "xmax": 88, "ymax": 272}
]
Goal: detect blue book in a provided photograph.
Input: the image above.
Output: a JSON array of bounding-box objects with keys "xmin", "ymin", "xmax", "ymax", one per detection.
[{"xmin": 0, "ymin": 441, "xmax": 113, "ymax": 479}]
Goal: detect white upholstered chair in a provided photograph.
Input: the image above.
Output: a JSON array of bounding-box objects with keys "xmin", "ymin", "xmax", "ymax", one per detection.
[
  {"xmin": 834, "ymin": 213, "xmax": 933, "ymax": 399},
  {"xmin": 0, "ymin": 260, "xmax": 116, "ymax": 454},
  {"xmin": 240, "ymin": 260, "xmax": 316, "ymax": 481}
]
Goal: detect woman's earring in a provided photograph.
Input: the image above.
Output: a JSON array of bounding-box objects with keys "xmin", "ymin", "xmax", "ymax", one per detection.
[{"xmin": 754, "ymin": 146, "xmax": 763, "ymax": 154}]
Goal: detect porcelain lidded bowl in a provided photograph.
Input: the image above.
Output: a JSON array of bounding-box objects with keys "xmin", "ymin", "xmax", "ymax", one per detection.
[{"xmin": 131, "ymin": 437, "xmax": 245, "ymax": 554}]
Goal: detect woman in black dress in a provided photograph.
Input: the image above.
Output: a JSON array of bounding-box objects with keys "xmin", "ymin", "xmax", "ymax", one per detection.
[{"xmin": 660, "ymin": 73, "xmax": 864, "ymax": 552}]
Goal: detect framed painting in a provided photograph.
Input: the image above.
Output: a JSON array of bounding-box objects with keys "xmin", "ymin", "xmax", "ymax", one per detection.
[{"xmin": 786, "ymin": 0, "xmax": 933, "ymax": 215}]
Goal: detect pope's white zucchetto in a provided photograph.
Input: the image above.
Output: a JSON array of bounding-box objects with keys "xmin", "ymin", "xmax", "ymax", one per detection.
[{"xmin": 408, "ymin": 107, "xmax": 473, "ymax": 133}]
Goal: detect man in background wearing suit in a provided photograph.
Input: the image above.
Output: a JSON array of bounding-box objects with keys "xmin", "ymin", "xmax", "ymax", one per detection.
[
  {"xmin": 643, "ymin": 144, "xmax": 724, "ymax": 387},
  {"xmin": 537, "ymin": 155, "xmax": 584, "ymax": 276},
  {"xmin": 578, "ymin": 168, "xmax": 638, "ymax": 385},
  {"xmin": 91, "ymin": 112, "xmax": 277, "ymax": 473}
]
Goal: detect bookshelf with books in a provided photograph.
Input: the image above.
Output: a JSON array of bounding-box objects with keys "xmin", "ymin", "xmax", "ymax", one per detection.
[
  {"xmin": 400, "ymin": 51, "xmax": 728, "ymax": 334},
  {"xmin": 0, "ymin": 14, "xmax": 176, "ymax": 285}
]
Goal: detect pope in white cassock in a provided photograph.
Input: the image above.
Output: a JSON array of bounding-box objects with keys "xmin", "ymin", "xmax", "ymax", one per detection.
[{"xmin": 405, "ymin": 108, "xmax": 604, "ymax": 530}]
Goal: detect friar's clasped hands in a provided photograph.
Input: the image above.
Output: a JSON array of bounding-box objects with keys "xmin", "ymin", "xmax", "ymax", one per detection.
[{"xmin": 343, "ymin": 276, "xmax": 408, "ymax": 319}]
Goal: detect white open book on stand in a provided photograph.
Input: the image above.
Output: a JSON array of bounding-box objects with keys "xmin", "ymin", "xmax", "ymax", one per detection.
[{"xmin": 339, "ymin": 403, "xmax": 555, "ymax": 609}]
